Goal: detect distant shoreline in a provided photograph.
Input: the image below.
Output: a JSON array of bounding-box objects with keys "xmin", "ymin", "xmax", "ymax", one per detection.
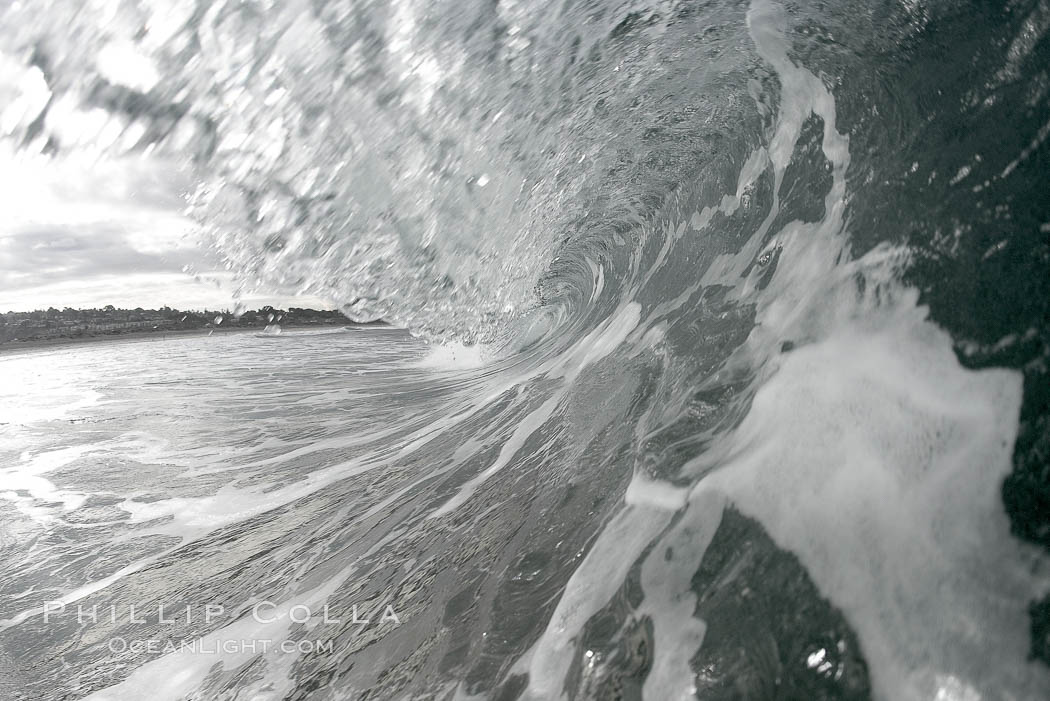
[
  {"xmin": 0, "ymin": 322, "xmax": 394, "ymax": 355},
  {"xmin": 0, "ymin": 326, "xmax": 255, "ymax": 354}
]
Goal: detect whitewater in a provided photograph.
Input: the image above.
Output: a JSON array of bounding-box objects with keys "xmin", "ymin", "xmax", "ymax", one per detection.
[{"xmin": 2, "ymin": 0, "xmax": 1050, "ymax": 700}]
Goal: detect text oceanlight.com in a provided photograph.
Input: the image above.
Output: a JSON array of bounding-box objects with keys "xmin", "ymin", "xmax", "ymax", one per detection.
[{"xmin": 108, "ymin": 638, "xmax": 341, "ymax": 655}]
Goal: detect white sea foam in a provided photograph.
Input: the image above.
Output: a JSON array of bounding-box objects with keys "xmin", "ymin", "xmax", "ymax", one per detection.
[
  {"xmin": 695, "ymin": 301, "xmax": 1049, "ymax": 700},
  {"xmin": 412, "ymin": 340, "xmax": 492, "ymax": 370},
  {"xmin": 0, "ymin": 446, "xmax": 94, "ymax": 522},
  {"xmin": 516, "ymin": 504, "xmax": 676, "ymax": 699},
  {"xmin": 519, "ymin": 1, "xmax": 1050, "ymax": 699}
]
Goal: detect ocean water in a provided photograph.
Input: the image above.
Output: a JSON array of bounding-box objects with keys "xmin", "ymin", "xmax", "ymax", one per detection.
[{"xmin": 2, "ymin": 0, "xmax": 1050, "ymax": 699}]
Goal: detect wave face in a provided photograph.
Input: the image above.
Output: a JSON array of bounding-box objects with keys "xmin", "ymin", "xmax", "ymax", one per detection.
[{"xmin": 3, "ymin": 0, "xmax": 1050, "ymax": 700}]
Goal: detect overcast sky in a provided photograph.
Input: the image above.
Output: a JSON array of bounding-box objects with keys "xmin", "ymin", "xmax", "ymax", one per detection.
[{"xmin": 0, "ymin": 151, "xmax": 331, "ymax": 313}]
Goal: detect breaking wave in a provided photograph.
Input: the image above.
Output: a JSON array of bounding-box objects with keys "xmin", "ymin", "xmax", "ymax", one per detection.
[{"xmin": 2, "ymin": 0, "xmax": 1050, "ymax": 699}]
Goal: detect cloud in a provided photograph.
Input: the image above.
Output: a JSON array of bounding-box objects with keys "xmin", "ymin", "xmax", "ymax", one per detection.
[
  {"xmin": 0, "ymin": 223, "xmax": 199, "ymax": 290},
  {"xmin": 0, "ymin": 271, "xmax": 333, "ymax": 313},
  {"xmin": 0, "ymin": 150, "xmax": 332, "ymax": 312}
]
